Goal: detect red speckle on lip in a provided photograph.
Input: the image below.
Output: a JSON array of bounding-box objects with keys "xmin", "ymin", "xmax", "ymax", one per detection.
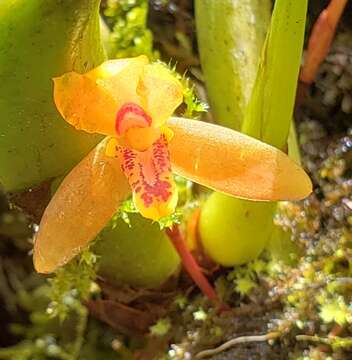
[{"xmin": 117, "ymin": 134, "xmax": 173, "ymax": 208}]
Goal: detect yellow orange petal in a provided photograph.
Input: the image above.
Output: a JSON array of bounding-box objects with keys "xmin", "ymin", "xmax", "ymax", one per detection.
[
  {"xmin": 168, "ymin": 117, "xmax": 312, "ymax": 201},
  {"xmin": 115, "ymin": 134, "xmax": 178, "ymax": 220},
  {"xmin": 138, "ymin": 63, "xmax": 183, "ymax": 126},
  {"xmin": 34, "ymin": 138, "xmax": 131, "ymax": 273},
  {"xmin": 53, "ymin": 73, "xmax": 117, "ymax": 136},
  {"xmin": 89, "ymin": 55, "xmax": 148, "ymax": 107},
  {"xmin": 54, "ymin": 56, "xmax": 149, "ymax": 136},
  {"xmin": 105, "ymin": 137, "xmax": 119, "ymax": 157}
]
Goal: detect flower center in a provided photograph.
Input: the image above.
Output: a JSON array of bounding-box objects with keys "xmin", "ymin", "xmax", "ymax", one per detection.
[
  {"xmin": 115, "ymin": 102, "xmax": 159, "ymax": 152},
  {"xmin": 115, "ymin": 102, "xmax": 152, "ymax": 136}
]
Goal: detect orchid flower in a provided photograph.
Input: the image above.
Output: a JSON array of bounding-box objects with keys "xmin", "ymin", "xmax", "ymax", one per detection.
[{"xmin": 34, "ymin": 55, "xmax": 312, "ymax": 274}]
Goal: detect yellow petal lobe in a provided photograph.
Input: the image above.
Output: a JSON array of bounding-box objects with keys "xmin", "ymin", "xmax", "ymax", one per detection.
[
  {"xmin": 138, "ymin": 63, "xmax": 184, "ymax": 126},
  {"xmin": 53, "ymin": 73, "xmax": 117, "ymax": 135},
  {"xmin": 168, "ymin": 117, "xmax": 312, "ymax": 201},
  {"xmin": 89, "ymin": 55, "xmax": 148, "ymax": 107},
  {"xmin": 34, "ymin": 138, "xmax": 131, "ymax": 273},
  {"xmin": 54, "ymin": 57, "xmax": 183, "ymax": 139},
  {"xmin": 53, "ymin": 56, "xmax": 149, "ymax": 136}
]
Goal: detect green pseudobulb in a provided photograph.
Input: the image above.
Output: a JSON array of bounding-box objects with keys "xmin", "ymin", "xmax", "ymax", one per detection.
[
  {"xmin": 94, "ymin": 214, "xmax": 180, "ymax": 288},
  {"xmin": 199, "ymin": 194, "xmax": 275, "ymax": 266},
  {"xmin": 0, "ymin": 0, "xmax": 105, "ymax": 192},
  {"xmin": 197, "ymin": 0, "xmax": 307, "ymax": 266},
  {"xmin": 196, "ymin": 0, "xmax": 271, "ymax": 266}
]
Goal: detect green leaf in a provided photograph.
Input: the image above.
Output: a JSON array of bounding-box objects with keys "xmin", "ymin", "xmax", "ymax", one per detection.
[
  {"xmin": 242, "ymin": 0, "xmax": 308, "ymax": 149},
  {"xmin": 198, "ymin": 0, "xmax": 308, "ymax": 267},
  {"xmin": 195, "ymin": 0, "xmax": 271, "ymax": 130}
]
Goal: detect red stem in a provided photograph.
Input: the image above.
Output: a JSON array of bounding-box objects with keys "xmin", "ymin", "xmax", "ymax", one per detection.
[{"xmin": 166, "ymin": 225, "xmax": 223, "ymax": 307}]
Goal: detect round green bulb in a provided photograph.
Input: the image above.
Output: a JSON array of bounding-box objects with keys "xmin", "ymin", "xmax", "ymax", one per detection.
[
  {"xmin": 94, "ymin": 214, "xmax": 180, "ymax": 288},
  {"xmin": 199, "ymin": 192, "xmax": 275, "ymax": 266}
]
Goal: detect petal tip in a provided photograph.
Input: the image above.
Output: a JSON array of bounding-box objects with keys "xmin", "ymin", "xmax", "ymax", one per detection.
[
  {"xmin": 290, "ymin": 169, "xmax": 313, "ymax": 201},
  {"xmin": 33, "ymin": 244, "xmax": 54, "ymax": 274}
]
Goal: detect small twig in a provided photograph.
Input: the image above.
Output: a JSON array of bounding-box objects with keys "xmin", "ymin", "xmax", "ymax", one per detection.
[
  {"xmin": 165, "ymin": 225, "xmax": 224, "ymax": 308},
  {"xmin": 195, "ymin": 332, "xmax": 281, "ymax": 359},
  {"xmin": 300, "ymin": 0, "xmax": 348, "ymax": 84}
]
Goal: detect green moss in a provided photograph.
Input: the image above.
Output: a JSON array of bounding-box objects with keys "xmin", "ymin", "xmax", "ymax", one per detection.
[{"xmin": 104, "ymin": 0, "xmax": 157, "ymax": 59}]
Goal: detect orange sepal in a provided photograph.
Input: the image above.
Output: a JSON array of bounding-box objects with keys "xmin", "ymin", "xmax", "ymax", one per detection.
[
  {"xmin": 53, "ymin": 72, "xmax": 118, "ymax": 136},
  {"xmin": 168, "ymin": 117, "xmax": 312, "ymax": 201},
  {"xmin": 88, "ymin": 55, "xmax": 148, "ymax": 107},
  {"xmin": 34, "ymin": 138, "xmax": 131, "ymax": 273},
  {"xmin": 138, "ymin": 63, "xmax": 184, "ymax": 126},
  {"xmin": 53, "ymin": 56, "xmax": 148, "ymax": 136},
  {"xmin": 53, "ymin": 56, "xmax": 183, "ymax": 138}
]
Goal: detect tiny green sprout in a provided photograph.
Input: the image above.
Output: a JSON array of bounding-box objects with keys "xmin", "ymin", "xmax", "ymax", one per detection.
[
  {"xmin": 166, "ymin": 62, "xmax": 208, "ymax": 119},
  {"xmin": 174, "ymin": 295, "xmax": 188, "ymax": 310},
  {"xmin": 211, "ymin": 326, "xmax": 223, "ymax": 338},
  {"xmin": 227, "ymin": 262, "xmax": 262, "ymax": 296},
  {"xmin": 150, "ymin": 318, "xmax": 172, "ymax": 337},
  {"xmin": 319, "ymin": 297, "xmax": 350, "ymax": 326},
  {"xmin": 296, "ymin": 319, "xmax": 305, "ymax": 330},
  {"xmin": 193, "ymin": 308, "xmax": 207, "ymax": 321},
  {"xmin": 248, "ymin": 259, "xmax": 267, "ymax": 275},
  {"xmin": 158, "ymin": 212, "xmax": 181, "ymax": 230},
  {"xmin": 174, "ymin": 175, "xmax": 194, "ymax": 206},
  {"xmin": 180, "ymin": 77, "xmax": 208, "ymax": 118},
  {"xmin": 287, "ymin": 292, "xmax": 302, "ymax": 306},
  {"xmin": 115, "ymin": 198, "xmax": 138, "ymax": 227},
  {"xmin": 234, "ymin": 276, "xmax": 256, "ymax": 297}
]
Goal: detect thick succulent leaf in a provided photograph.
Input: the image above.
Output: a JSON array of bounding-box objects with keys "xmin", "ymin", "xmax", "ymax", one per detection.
[
  {"xmin": 168, "ymin": 117, "xmax": 312, "ymax": 201},
  {"xmin": 195, "ymin": 0, "xmax": 271, "ymax": 130},
  {"xmin": 34, "ymin": 138, "xmax": 130, "ymax": 273},
  {"xmin": 242, "ymin": 0, "xmax": 308, "ymax": 149}
]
